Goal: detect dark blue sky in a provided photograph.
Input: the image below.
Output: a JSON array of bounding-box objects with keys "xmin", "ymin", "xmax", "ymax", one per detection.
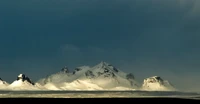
[{"xmin": 0, "ymin": 0, "xmax": 200, "ymax": 91}]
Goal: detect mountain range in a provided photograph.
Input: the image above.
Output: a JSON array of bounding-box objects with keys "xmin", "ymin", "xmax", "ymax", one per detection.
[{"xmin": 0, "ymin": 61, "xmax": 176, "ymax": 91}]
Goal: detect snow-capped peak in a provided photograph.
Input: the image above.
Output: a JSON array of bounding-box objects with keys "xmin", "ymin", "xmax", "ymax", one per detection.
[
  {"xmin": 145, "ymin": 76, "xmax": 163, "ymax": 83},
  {"xmin": 16, "ymin": 74, "xmax": 35, "ymax": 85},
  {"xmin": 83, "ymin": 61, "xmax": 120, "ymax": 79},
  {"xmin": 95, "ymin": 61, "xmax": 109, "ymax": 68},
  {"xmin": 92, "ymin": 61, "xmax": 119, "ymax": 73},
  {"xmin": 7, "ymin": 74, "xmax": 45, "ymax": 90},
  {"xmin": 142, "ymin": 76, "xmax": 176, "ymax": 91}
]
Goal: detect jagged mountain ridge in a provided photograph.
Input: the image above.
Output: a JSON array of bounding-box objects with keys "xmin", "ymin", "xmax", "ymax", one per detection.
[
  {"xmin": 0, "ymin": 62, "xmax": 177, "ymax": 91},
  {"xmin": 37, "ymin": 61, "xmax": 140, "ymax": 90},
  {"xmin": 37, "ymin": 66, "xmax": 91, "ymax": 85}
]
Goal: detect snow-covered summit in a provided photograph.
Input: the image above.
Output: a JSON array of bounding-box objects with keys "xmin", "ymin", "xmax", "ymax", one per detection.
[
  {"xmin": 79, "ymin": 61, "xmax": 139, "ymax": 89},
  {"xmin": 7, "ymin": 74, "xmax": 42, "ymax": 90},
  {"xmin": 37, "ymin": 61, "xmax": 139, "ymax": 90},
  {"xmin": 16, "ymin": 74, "xmax": 35, "ymax": 85},
  {"xmin": 142, "ymin": 76, "xmax": 176, "ymax": 91},
  {"xmin": 92, "ymin": 61, "xmax": 119, "ymax": 73},
  {"xmin": 82, "ymin": 61, "xmax": 121, "ymax": 79}
]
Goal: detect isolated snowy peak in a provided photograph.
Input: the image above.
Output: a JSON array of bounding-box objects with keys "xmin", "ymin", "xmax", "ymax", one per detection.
[
  {"xmin": 16, "ymin": 74, "xmax": 35, "ymax": 85},
  {"xmin": 142, "ymin": 76, "xmax": 175, "ymax": 91},
  {"xmin": 144, "ymin": 76, "xmax": 164, "ymax": 84},
  {"xmin": 7, "ymin": 74, "xmax": 45, "ymax": 90}
]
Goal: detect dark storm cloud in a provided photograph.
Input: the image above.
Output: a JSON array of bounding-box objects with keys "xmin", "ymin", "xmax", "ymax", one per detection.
[{"xmin": 0, "ymin": 0, "xmax": 200, "ymax": 90}]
